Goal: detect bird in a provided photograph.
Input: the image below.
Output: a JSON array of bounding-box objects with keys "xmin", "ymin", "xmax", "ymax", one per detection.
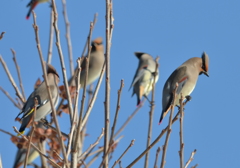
[
  {"xmin": 26, "ymin": 0, "xmax": 49, "ymax": 20},
  {"xmin": 159, "ymin": 52, "xmax": 209, "ymax": 124},
  {"xmin": 13, "ymin": 146, "xmax": 39, "ymax": 168},
  {"xmin": 15, "ymin": 64, "xmax": 59, "ymax": 134},
  {"xmin": 78, "ymin": 37, "xmax": 105, "ymax": 87},
  {"xmin": 12, "ymin": 122, "xmax": 45, "ymax": 168},
  {"xmin": 129, "ymin": 52, "xmax": 159, "ymax": 106}
]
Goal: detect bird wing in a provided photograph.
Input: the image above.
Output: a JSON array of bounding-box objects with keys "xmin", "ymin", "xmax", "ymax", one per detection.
[
  {"xmin": 160, "ymin": 66, "xmax": 188, "ymax": 123},
  {"xmin": 16, "ymin": 85, "xmax": 55, "ymax": 120},
  {"xmin": 129, "ymin": 59, "xmax": 151, "ymax": 91}
]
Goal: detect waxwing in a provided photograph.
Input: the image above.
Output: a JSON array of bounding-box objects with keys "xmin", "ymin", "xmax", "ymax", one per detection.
[
  {"xmin": 129, "ymin": 52, "xmax": 159, "ymax": 106},
  {"xmin": 79, "ymin": 37, "xmax": 105, "ymax": 87},
  {"xmin": 12, "ymin": 122, "xmax": 45, "ymax": 168},
  {"xmin": 26, "ymin": 0, "xmax": 49, "ymax": 19},
  {"xmin": 16, "ymin": 64, "xmax": 59, "ymax": 134},
  {"xmin": 159, "ymin": 52, "xmax": 209, "ymax": 123}
]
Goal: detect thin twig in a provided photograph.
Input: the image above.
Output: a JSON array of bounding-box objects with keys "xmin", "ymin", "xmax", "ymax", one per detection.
[
  {"xmin": 32, "ymin": 11, "xmax": 69, "ymax": 168},
  {"xmin": 13, "ymin": 127, "xmax": 61, "ymax": 168},
  {"xmin": 179, "ymin": 94, "xmax": 184, "ymax": 168},
  {"xmin": 126, "ymin": 99, "xmax": 190, "ymax": 168},
  {"xmin": 154, "ymin": 147, "xmax": 161, "ymax": 168},
  {"xmin": 191, "ymin": 164, "xmax": 198, "ymax": 168},
  {"xmin": 61, "ymin": 0, "xmax": 74, "ymax": 76},
  {"xmin": 118, "ymin": 161, "xmax": 122, "ymax": 168},
  {"xmin": 81, "ymin": 62, "xmax": 105, "ymax": 131},
  {"xmin": 0, "ymin": 129, "xmax": 19, "ymax": 138},
  {"xmin": 0, "ymin": 32, "xmax": 5, "ymax": 40},
  {"xmin": 86, "ymin": 136, "xmax": 123, "ymax": 167},
  {"xmin": 24, "ymin": 97, "xmax": 37, "ymax": 168},
  {"xmin": 0, "ymin": 55, "xmax": 25, "ymax": 103},
  {"xmin": 53, "ymin": 150, "xmax": 64, "ymax": 161},
  {"xmin": 47, "ymin": 10, "xmax": 54, "ymax": 64},
  {"xmin": 144, "ymin": 56, "xmax": 159, "ymax": 168},
  {"xmin": 78, "ymin": 128, "xmax": 105, "ymax": 160},
  {"xmin": 50, "ymin": 0, "xmax": 74, "ymax": 123},
  {"xmin": 11, "ymin": 48, "xmax": 26, "ymax": 100},
  {"xmin": 86, "ymin": 150, "xmax": 102, "ymax": 167},
  {"xmin": 113, "ymin": 99, "xmax": 145, "ymax": 139},
  {"xmin": 39, "ymin": 119, "xmax": 69, "ymax": 138},
  {"xmin": 104, "ymin": 1, "xmax": 114, "ymax": 167},
  {"xmin": 112, "ymin": 140, "xmax": 135, "ymax": 168},
  {"xmin": 80, "ymin": 13, "xmax": 98, "ymax": 58},
  {"xmin": 66, "ymin": 57, "xmax": 82, "ymax": 158},
  {"xmin": 160, "ymin": 83, "xmax": 178, "ymax": 168},
  {"xmin": 185, "ymin": 149, "xmax": 197, "ymax": 168},
  {"xmin": 54, "ymin": 13, "xmax": 98, "ymax": 123},
  {"xmin": 109, "ymin": 80, "xmax": 124, "ymax": 148},
  {"xmin": 72, "ymin": 22, "xmax": 93, "ymax": 168},
  {"xmin": 101, "ymin": 79, "xmax": 124, "ymax": 168},
  {"xmin": 38, "ymin": 141, "xmax": 48, "ymax": 168},
  {"xmin": 0, "ymin": 86, "xmax": 22, "ymax": 109}
]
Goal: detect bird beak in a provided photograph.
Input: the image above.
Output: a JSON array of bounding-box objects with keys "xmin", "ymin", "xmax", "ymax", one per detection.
[{"xmin": 203, "ymin": 71, "xmax": 209, "ymax": 77}]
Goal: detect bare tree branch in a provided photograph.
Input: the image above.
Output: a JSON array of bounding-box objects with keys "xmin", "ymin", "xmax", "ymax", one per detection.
[
  {"xmin": 66, "ymin": 57, "xmax": 82, "ymax": 158},
  {"xmin": 191, "ymin": 164, "xmax": 198, "ymax": 168},
  {"xmin": 109, "ymin": 79, "xmax": 124, "ymax": 147},
  {"xmin": 113, "ymin": 99, "xmax": 145, "ymax": 139},
  {"xmin": 32, "ymin": 11, "xmax": 69, "ymax": 168},
  {"xmin": 111, "ymin": 140, "xmax": 135, "ymax": 168},
  {"xmin": 11, "ymin": 48, "xmax": 26, "ymax": 100},
  {"xmin": 47, "ymin": 10, "xmax": 54, "ymax": 64},
  {"xmin": 144, "ymin": 56, "xmax": 159, "ymax": 168},
  {"xmin": 72, "ymin": 22, "xmax": 93, "ymax": 168},
  {"xmin": 78, "ymin": 128, "xmax": 104, "ymax": 160},
  {"xmin": 0, "ymin": 55, "xmax": 25, "ymax": 103},
  {"xmin": 61, "ymin": 0, "xmax": 74, "ymax": 76},
  {"xmin": 50, "ymin": 0, "xmax": 74, "ymax": 123},
  {"xmin": 23, "ymin": 97, "xmax": 37, "ymax": 168},
  {"xmin": 185, "ymin": 149, "xmax": 197, "ymax": 168},
  {"xmin": 103, "ymin": 0, "xmax": 113, "ymax": 167},
  {"xmin": 0, "ymin": 32, "xmax": 5, "ymax": 40},
  {"xmin": 126, "ymin": 98, "xmax": 190, "ymax": 168},
  {"xmin": 0, "ymin": 86, "xmax": 22, "ymax": 109},
  {"xmin": 179, "ymin": 94, "xmax": 184, "ymax": 168},
  {"xmin": 154, "ymin": 147, "xmax": 161, "ymax": 168},
  {"xmin": 160, "ymin": 83, "xmax": 178, "ymax": 168}
]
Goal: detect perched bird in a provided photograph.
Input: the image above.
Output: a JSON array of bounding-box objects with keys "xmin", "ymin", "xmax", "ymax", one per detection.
[
  {"xmin": 15, "ymin": 64, "xmax": 59, "ymax": 134},
  {"xmin": 12, "ymin": 123, "xmax": 45, "ymax": 168},
  {"xmin": 159, "ymin": 52, "xmax": 209, "ymax": 124},
  {"xmin": 129, "ymin": 52, "xmax": 159, "ymax": 106},
  {"xmin": 78, "ymin": 37, "xmax": 105, "ymax": 87},
  {"xmin": 26, "ymin": 0, "xmax": 49, "ymax": 20},
  {"xmin": 13, "ymin": 147, "xmax": 39, "ymax": 168}
]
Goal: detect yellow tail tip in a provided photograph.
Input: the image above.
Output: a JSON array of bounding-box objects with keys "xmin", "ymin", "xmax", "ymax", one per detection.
[{"xmin": 17, "ymin": 131, "xmax": 24, "ymax": 136}]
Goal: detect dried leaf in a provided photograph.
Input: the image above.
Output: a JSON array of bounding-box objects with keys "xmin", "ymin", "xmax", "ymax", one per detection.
[
  {"xmin": 59, "ymin": 85, "xmax": 76, "ymax": 99},
  {"xmin": 60, "ymin": 104, "xmax": 70, "ymax": 114}
]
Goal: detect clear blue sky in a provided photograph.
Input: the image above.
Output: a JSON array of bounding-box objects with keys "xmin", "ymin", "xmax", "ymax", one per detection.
[{"xmin": 0, "ymin": 0, "xmax": 240, "ymax": 167}]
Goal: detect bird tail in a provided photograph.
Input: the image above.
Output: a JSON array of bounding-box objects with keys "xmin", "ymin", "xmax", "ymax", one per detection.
[
  {"xmin": 26, "ymin": 8, "xmax": 32, "ymax": 19},
  {"xmin": 158, "ymin": 113, "xmax": 163, "ymax": 125},
  {"xmin": 26, "ymin": 1, "xmax": 38, "ymax": 19}
]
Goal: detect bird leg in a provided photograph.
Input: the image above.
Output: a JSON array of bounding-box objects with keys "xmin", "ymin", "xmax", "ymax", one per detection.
[{"xmin": 143, "ymin": 95, "xmax": 152, "ymax": 105}]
